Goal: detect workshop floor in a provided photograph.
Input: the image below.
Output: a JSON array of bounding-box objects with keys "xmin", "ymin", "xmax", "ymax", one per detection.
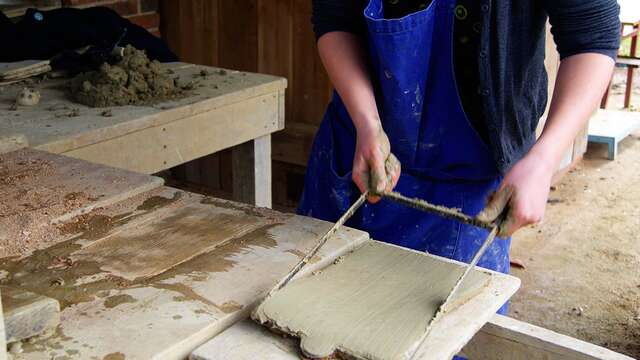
[{"xmin": 509, "ymin": 67, "xmax": 640, "ymax": 358}]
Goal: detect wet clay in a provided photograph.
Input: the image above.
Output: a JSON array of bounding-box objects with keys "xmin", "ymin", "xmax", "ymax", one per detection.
[
  {"xmin": 69, "ymin": 45, "xmax": 181, "ymax": 107},
  {"xmin": 103, "ymin": 294, "xmax": 136, "ymax": 309},
  {"xmin": 71, "ymin": 205, "xmax": 272, "ymax": 280},
  {"xmin": 253, "ymin": 241, "xmax": 490, "ymax": 360}
]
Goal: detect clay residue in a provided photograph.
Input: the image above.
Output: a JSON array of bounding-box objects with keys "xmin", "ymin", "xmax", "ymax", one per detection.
[
  {"xmin": 71, "ymin": 206, "xmax": 272, "ymax": 281},
  {"xmin": 103, "ymin": 294, "xmax": 136, "ymax": 309},
  {"xmin": 253, "ymin": 241, "xmax": 491, "ymax": 360},
  {"xmin": 216, "ymin": 300, "xmax": 243, "ymax": 314},
  {"xmin": 70, "ymin": 45, "xmax": 182, "ymax": 107},
  {"xmin": 103, "ymin": 352, "xmax": 126, "ymax": 360}
]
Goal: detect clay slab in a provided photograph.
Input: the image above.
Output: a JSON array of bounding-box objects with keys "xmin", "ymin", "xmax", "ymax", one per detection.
[{"xmin": 253, "ymin": 241, "xmax": 520, "ymax": 360}]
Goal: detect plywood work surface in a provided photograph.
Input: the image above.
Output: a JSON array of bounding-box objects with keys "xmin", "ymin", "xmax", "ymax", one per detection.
[
  {"xmin": 0, "ymin": 62, "xmax": 286, "ymax": 156},
  {"xmin": 253, "ymin": 241, "xmax": 520, "ymax": 360},
  {"xmin": 1, "ymin": 187, "xmax": 368, "ymax": 360},
  {"xmin": 0, "ymin": 148, "xmax": 163, "ymax": 258}
]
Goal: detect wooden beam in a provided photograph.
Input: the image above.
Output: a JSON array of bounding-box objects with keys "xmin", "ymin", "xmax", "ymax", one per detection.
[
  {"xmin": 62, "ymin": 91, "xmax": 282, "ymax": 175},
  {"xmin": 462, "ymin": 314, "xmax": 634, "ymax": 360}
]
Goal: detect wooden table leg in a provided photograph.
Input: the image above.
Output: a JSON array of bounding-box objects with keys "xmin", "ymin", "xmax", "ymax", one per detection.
[{"xmin": 232, "ymin": 135, "xmax": 272, "ymax": 208}]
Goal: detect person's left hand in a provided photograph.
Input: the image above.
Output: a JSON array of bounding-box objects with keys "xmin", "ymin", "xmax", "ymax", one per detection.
[{"xmin": 477, "ymin": 149, "xmax": 555, "ymax": 237}]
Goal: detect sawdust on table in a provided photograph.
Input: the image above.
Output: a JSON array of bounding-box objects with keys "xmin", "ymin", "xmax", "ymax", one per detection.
[{"xmin": 69, "ymin": 45, "xmax": 183, "ymax": 107}]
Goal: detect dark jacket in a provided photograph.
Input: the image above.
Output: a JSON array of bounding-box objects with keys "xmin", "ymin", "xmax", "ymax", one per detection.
[{"xmin": 312, "ymin": 0, "xmax": 621, "ymax": 173}]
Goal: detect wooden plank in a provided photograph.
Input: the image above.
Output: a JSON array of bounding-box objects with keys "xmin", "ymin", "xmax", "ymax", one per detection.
[
  {"xmin": 218, "ymin": 1, "xmax": 259, "ymax": 72},
  {"xmin": 159, "ymin": 0, "xmax": 220, "ymax": 66},
  {"xmin": 254, "ymin": 241, "xmax": 519, "ymax": 360},
  {"xmin": 10, "ymin": 187, "xmax": 368, "ymax": 360},
  {"xmin": 61, "ymin": 91, "xmax": 283, "ymax": 174},
  {"xmin": 0, "ymin": 63, "xmax": 286, "ymax": 155},
  {"xmin": 1, "ymin": 287, "xmax": 60, "ymax": 343},
  {"xmin": 461, "ymin": 314, "xmax": 634, "ymax": 360},
  {"xmin": 257, "ymin": 0, "xmax": 293, "ymax": 125},
  {"xmin": 72, "ymin": 201, "xmax": 274, "ymax": 280},
  {"xmin": 0, "ymin": 60, "xmax": 50, "ymax": 79},
  {"xmin": 0, "ymin": 148, "xmax": 164, "ymax": 259},
  {"xmin": 291, "ymin": 0, "xmax": 333, "ymax": 125},
  {"xmin": 232, "ymin": 136, "xmax": 272, "ymax": 208}
]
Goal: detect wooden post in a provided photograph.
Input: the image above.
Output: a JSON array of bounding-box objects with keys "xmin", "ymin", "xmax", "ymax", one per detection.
[{"xmin": 232, "ymin": 135, "xmax": 272, "ymax": 208}]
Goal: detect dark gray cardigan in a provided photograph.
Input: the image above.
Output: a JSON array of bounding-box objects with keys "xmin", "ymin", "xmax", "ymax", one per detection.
[{"xmin": 312, "ymin": 0, "xmax": 621, "ymax": 173}]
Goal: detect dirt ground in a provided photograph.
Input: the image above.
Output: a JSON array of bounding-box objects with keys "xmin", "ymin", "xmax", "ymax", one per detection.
[{"xmin": 508, "ymin": 66, "xmax": 640, "ymax": 358}]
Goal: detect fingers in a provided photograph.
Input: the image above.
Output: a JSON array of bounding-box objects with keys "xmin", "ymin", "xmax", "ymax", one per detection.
[
  {"xmin": 370, "ymin": 155, "xmax": 388, "ymax": 194},
  {"xmin": 499, "ymin": 196, "xmax": 545, "ymax": 237},
  {"xmin": 497, "ymin": 212, "xmax": 516, "ymax": 238},
  {"xmin": 476, "ymin": 185, "xmax": 514, "ymax": 223},
  {"xmin": 384, "ymin": 153, "xmax": 401, "ymax": 193}
]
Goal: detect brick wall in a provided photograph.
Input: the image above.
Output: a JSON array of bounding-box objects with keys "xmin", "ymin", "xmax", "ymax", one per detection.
[{"xmin": 62, "ymin": 0, "xmax": 161, "ymax": 37}]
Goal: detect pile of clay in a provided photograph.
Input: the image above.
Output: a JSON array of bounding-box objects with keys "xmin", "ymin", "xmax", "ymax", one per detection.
[{"xmin": 70, "ymin": 45, "xmax": 181, "ymax": 107}]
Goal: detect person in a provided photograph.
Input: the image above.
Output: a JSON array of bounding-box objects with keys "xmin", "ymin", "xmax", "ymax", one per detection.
[{"xmin": 298, "ymin": 0, "xmax": 620, "ymax": 311}]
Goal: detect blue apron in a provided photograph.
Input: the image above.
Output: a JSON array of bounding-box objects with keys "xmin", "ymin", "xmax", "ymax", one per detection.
[{"xmin": 298, "ymin": 0, "xmax": 510, "ymax": 311}]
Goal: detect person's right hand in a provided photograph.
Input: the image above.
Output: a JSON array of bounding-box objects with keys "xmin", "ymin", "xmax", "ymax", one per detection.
[{"xmin": 352, "ymin": 121, "xmax": 401, "ymax": 203}]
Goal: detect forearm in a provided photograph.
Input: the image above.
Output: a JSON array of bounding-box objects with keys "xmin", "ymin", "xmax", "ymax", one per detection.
[
  {"xmin": 317, "ymin": 32, "xmax": 380, "ymax": 132},
  {"xmin": 530, "ymin": 53, "xmax": 615, "ymax": 169}
]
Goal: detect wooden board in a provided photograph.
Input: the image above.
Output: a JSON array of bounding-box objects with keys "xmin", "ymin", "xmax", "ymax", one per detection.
[
  {"xmin": 72, "ymin": 201, "xmax": 274, "ymax": 280},
  {"xmin": 461, "ymin": 314, "xmax": 634, "ymax": 360},
  {"xmin": 0, "ymin": 62, "xmax": 286, "ymax": 174},
  {"xmin": 0, "ymin": 148, "xmax": 163, "ymax": 258},
  {"xmin": 0, "ymin": 287, "xmax": 60, "ymax": 343},
  {"xmin": 0, "ymin": 60, "xmax": 50, "ymax": 80},
  {"xmin": 6, "ymin": 187, "xmax": 368, "ymax": 360},
  {"xmin": 191, "ymin": 315, "xmax": 633, "ymax": 360},
  {"xmin": 253, "ymin": 241, "xmax": 519, "ymax": 360}
]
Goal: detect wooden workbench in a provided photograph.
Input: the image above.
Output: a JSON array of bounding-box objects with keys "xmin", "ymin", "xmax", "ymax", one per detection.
[
  {"xmin": 0, "ymin": 62, "xmax": 286, "ymax": 207},
  {"xmin": 0, "ymin": 151, "xmax": 633, "ymax": 360},
  {"xmin": 0, "ymin": 150, "xmax": 367, "ymax": 359},
  {"xmin": 1, "ymin": 186, "xmax": 366, "ymax": 359}
]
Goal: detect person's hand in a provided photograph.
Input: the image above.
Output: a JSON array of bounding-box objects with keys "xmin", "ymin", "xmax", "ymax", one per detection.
[
  {"xmin": 477, "ymin": 149, "xmax": 555, "ymax": 237},
  {"xmin": 352, "ymin": 121, "xmax": 401, "ymax": 203}
]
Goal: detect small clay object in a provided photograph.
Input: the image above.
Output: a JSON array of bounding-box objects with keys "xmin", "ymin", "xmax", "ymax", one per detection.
[{"xmin": 16, "ymin": 88, "xmax": 40, "ymax": 106}]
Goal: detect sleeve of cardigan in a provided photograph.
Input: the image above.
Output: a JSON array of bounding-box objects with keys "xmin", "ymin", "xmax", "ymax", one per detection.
[
  {"xmin": 543, "ymin": 0, "xmax": 621, "ymax": 60},
  {"xmin": 312, "ymin": 0, "xmax": 367, "ymax": 40}
]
